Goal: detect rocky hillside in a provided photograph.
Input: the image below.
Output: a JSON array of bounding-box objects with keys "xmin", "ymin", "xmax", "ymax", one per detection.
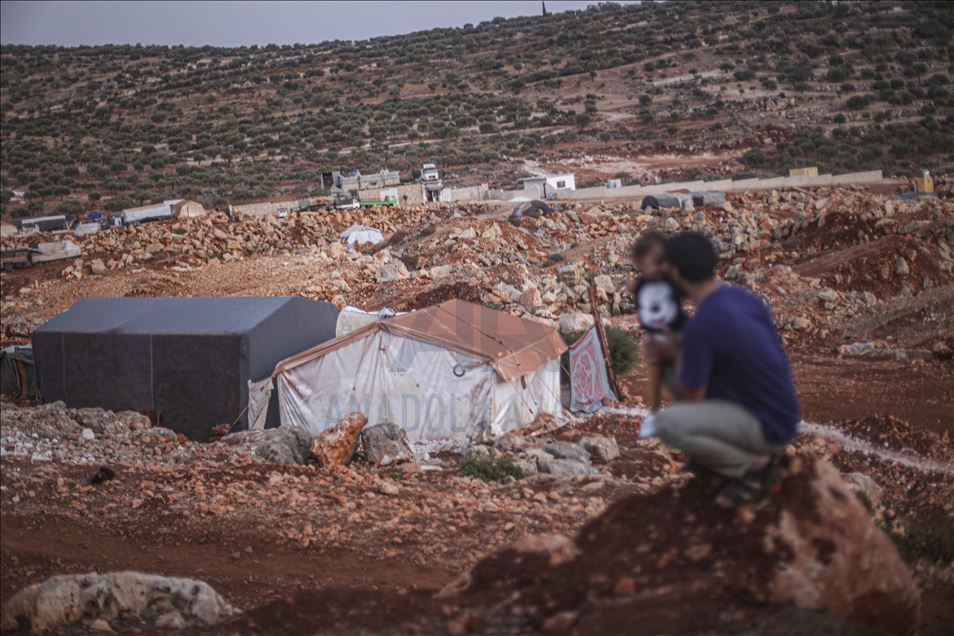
[{"xmin": 2, "ymin": 1, "xmax": 953, "ymax": 215}]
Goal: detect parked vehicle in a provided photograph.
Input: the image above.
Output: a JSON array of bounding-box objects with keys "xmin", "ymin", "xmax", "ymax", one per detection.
[
  {"xmin": 421, "ymin": 163, "xmax": 440, "ymax": 183},
  {"xmin": 334, "ymin": 194, "xmax": 360, "ymax": 210},
  {"xmin": 30, "ymin": 240, "xmax": 82, "ymax": 264},
  {"xmin": 360, "ymin": 196, "xmax": 397, "ymax": 208},
  {"xmin": 1, "ymin": 248, "xmax": 32, "ymax": 271},
  {"xmin": 17, "ymin": 215, "xmax": 71, "ymax": 233}
]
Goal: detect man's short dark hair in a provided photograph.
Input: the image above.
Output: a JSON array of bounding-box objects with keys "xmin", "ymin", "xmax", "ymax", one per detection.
[
  {"xmin": 631, "ymin": 229, "xmax": 667, "ymax": 260},
  {"xmin": 665, "ymin": 232, "xmax": 717, "ymax": 282}
]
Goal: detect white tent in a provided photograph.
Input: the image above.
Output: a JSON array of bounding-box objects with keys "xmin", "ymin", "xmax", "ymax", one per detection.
[
  {"xmin": 340, "ymin": 224, "xmax": 384, "ymax": 248},
  {"xmin": 273, "ymin": 299, "xmax": 567, "ymax": 442}
]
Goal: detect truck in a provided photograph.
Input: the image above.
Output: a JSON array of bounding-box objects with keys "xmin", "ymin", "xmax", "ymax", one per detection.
[
  {"xmin": 117, "ymin": 200, "xmax": 177, "ymax": 225},
  {"xmin": 421, "ymin": 163, "xmax": 440, "ymax": 184},
  {"xmin": 334, "ymin": 194, "xmax": 360, "ymax": 210},
  {"xmin": 17, "ymin": 215, "xmax": 71, "ymax": 234},
  {"xmin": 1, "ymin": 248, "xmax": 32, "ymax": 272},
  {"xmin": 359, "ymin": 196, "xmax": 397, "ymax": 208}
]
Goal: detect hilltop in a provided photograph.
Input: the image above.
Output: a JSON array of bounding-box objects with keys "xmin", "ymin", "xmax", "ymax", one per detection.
[{"xmin": 1, "ymin": 0, "xmax": 953, "ymax": 215}]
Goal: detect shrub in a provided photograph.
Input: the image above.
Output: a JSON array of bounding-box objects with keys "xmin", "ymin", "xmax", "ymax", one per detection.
[
  {"xmin": 54, "ymin": 200, "xmax": 84, "ymax": 214},
  {"xmin": 460, "ymin": 456, "xmax": 524, "ymax": 482},
  {"xmin": 889, "ymin": 522, "xmax": 954, "ymax": 565}
]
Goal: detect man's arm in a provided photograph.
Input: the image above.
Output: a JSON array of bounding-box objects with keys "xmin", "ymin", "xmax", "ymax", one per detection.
[{"xmin": 674, "ymin": 323, "xmax": 713, "ymax": 402}]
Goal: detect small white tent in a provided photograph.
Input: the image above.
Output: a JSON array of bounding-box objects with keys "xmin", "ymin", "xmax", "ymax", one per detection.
[
  {"xmin": 274, "ymin": 299, "xmax": 567, "ymax": 442},
  {"xmin": 340, "ymin": 224, "xmax": 384, "ymax": 248}
]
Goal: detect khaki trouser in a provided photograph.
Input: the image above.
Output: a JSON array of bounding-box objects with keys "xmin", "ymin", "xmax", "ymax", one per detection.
[{"xmin": 655, "ymin": 400, "xmax": 783, "ymax": 479}]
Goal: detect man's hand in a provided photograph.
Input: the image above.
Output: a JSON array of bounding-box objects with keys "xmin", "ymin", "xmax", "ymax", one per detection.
[{"xmin": 642, "ymin": 328, "xmax": 680, "ymax": 365}]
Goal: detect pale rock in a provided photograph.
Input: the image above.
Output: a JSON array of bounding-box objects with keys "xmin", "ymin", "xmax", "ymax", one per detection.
[
  {"xmin": 538, "ymin": 458, "xmax": 598, "ymax": 477},
  {"xmin": 541, "ymin": 440, "xmax": 591, "ymax": 464},
  {"xmin": 817, "ymin": 289, "xmax": 839, "ymax": 303},
  {"xmin": 0, "ymin": 571, "xmax": 236, "ymax": 634},
  {"xmin": 481, "ymin": 224, "xmax": 502, "ymax": 242},
  {"xmin": 89, "ymin": 259, "xmax": 107, "ymax": 275},
  {"xmin": 519, "ymin": 285, "xmax": 542, "ymax": 312},
  {"xmin": 593, "ymin": 274, "xmax": 615, "ymax": 295},
  {"xmin": 580, "ymin": 435, "xmax": 620, "ymax": 463},
  {"xmin": 377, "ymin": 259, "xmax": 409, "ymax": 283},
  {"xmin": 894, "ymin": 256, "xmax": 909, "ymax": 276},
  {"xmin": 360, "ymin": 422, "xmax": 413, "ymax": 466},
  {"xmin": 558, "ymin": 312, "xmax": 594, "ymax": 334}
]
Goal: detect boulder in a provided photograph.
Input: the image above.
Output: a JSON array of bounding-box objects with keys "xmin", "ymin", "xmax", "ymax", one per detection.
[
  {"xmin": 360, "ymin": 422, "xmax": 413, "ymax": 466},
  {"xmin": 817, "ymin": 288, "xmax": 839, "ymax": 303},
  {"xmin": 541, "ymin": 440, "xmax": 591, "ymax": 463},
  {"xmin": 579, "ymin": 435, "xmax": 620, "ymax": 463},
  {"xmin": 0, "ymin": 571, "xmax": 237, "ymax": 635},
  {"xmin": 558, "ymin": 312, "xmax": 594, "ymax": 334},
  {"xmin": 538, "ymin": 458, "xmax": 598, "ymax": 477},
  {"xmin": 519, "ymin": 285, "xmax": 542, "ymax": 312},
  {"xmin": 310, "ymin": 412, "xmax": 367, "ymax": 467},
  {"xmin": 481, "ymin": 224, "xmax": 503, "ymax": 242},
  {"xmin": 220, "ymin": 427, "xmax": 313, "ymax": 465},
  {"xmin": 764, "ymin": 459, "xmax": 919, "ymax": 634},
  {"xmin": 89, "ymin": 258, "xmax": 107, "ymax": 275},
  {"xmin": 593, "ymin": 274, "xmax": 615, "ymax": 295},
  {"xmin": 377, "ymin": 259, "xmax": 410, "ymax": 283},
  {"xmin": 443, "ymin": 456, "xmax": 919, "ymax": 635}
]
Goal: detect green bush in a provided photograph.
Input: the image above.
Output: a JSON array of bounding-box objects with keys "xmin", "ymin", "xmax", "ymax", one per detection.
[
  {"xmin": 562, "ymin": 326, "xmax": 638, "ymax": 376},
  {"xmin": 460, "ymin": 456, "xmax": 524, "ymax": 481},
  {"xmin": 889, "ymin": 522, "xmax": 954, "ymax": 565}
]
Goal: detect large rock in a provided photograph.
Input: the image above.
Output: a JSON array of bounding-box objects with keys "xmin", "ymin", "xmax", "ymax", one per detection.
[
  {"xmin": 221, "ymin": 427, "xmax": 313, "ymax": 465},
  {"xmin": 541, "ymin": 440, "xmax": 591, "ymax": 463},
  {"xmin": 579, "ymin": 435, "xmax": 620, "ymax": 463},
  {"xmin": 558, "ymin": 312, "xmax": 594, "ymax": 334},
  {"xmin": 360, "ymin": 422, "xmax": 413, "ymax": 466},
  {"xmin": 377, "ymin": 259, "xmax": 409, "ymax": 283},
  {"xmin": 764, "ymin": 459, "xmax": 918, "ymax": 633},
  {"xmin": 311, "ymin": 412, "xmax": 367, "ymax": 467},
  {"xmin": 0, "ymin": 571, "xmax": 237, "ymax": 635},
  {"xmin": 443, "ymin": 456, "xmax": 919, "ymax": 635},
  {"xmin": 519, "ymin": 285, "xmax": 542, "ymax": 312},
  {"xmin": 538, "ymin": 458, "xmax": 599, "ymax": 477}
]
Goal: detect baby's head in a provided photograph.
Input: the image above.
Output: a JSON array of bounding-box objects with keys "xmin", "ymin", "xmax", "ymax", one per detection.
[{"xmin": 631, "ymin": 230, "xmax": 667, "ymax": 280}]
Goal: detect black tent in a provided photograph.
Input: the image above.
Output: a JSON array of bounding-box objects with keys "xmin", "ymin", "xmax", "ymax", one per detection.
[
  {"xmin": 640, "ymin": 194, "xmax": 680, "ymax": 210},
  {"xmin": 33, "ymin": 296, "xmax": 339, "ymax": 440}
]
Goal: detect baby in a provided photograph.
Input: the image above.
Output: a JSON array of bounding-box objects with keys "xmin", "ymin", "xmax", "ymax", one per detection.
[{"xmin": 629, "ymin": 230, "xmax": 686, "ymax": 413}]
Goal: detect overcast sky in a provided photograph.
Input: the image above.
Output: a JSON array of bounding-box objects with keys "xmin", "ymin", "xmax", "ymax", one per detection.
[{"xmin": 0, "ymin": 1, "xmax": 630, "ymax": 47}]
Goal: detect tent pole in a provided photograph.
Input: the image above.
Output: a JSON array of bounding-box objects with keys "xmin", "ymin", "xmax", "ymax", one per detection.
[{"xmin": 587, "ymin": 284, "xmax": 620, "ymax": 399}]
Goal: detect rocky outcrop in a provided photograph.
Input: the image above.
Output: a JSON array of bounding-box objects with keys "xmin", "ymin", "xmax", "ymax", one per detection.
[
  {"xmin": 0, "ymin": 571, "xmax": 237, "ymax": 635},
  {"xmin": 310, "ymin": 412, "xmax": 367, "ymax": 468},
  {"xmin": 764, "ymin": 458, "xmax": 919, "ymax": 633},
  {"xmin": 442, "ymin": 455, "xmax": 920, "ymax": 636}
]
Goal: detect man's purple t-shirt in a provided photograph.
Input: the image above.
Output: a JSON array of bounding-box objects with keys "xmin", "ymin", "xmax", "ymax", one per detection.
[{"xmin": 678, "ymin": 285, "xmax": 800, "ymax": 444}]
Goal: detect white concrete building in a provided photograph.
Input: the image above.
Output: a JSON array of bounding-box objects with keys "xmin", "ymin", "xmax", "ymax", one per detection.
[{"xmin": 517, "ymin": 173, "xmax": 576, "ymax": 199}]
